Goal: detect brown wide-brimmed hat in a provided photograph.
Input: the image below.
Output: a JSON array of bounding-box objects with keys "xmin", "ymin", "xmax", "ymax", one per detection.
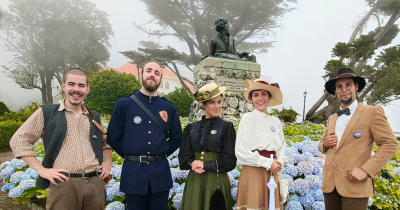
[
  {"xmin": 243, "ymin": 78, "xmax": 282, "ymax": 107},
  {"xmin": 325, "ymin": 68, "xmax": 366, "ymax": 95},
  {"xmin": 194, "ymin": 83, "xmax": 226, "ymax": 103}
]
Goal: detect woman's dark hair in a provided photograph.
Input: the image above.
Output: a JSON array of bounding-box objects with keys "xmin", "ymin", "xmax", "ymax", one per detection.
[{"xmin": 248, "ymin": 89, "xmax": 272, "ymax": 101}]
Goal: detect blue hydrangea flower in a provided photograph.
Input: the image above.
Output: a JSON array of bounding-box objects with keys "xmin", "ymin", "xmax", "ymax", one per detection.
[
  {"xmin": 297, "ymin": 161, "xmax": 314, "ymax": 176},
  {"xmin": 280, "ymin": 173, "xmax": 293, "ymax": 183},
  {"xmin": 283, "ymin": 164, "xmax": 298, "ymax": 177},
  {"xmin": 287, "ymin": 194, "xmax": 299, "ymax": 202},
  {"xmin": 293, "ymin": 179, "xmax": 310, "ymax": 195},
  {"xmin": 287, "ymin": 156, "xmax": 295, "ymax": 165},
  {"xmin": 168, "ymin": 187, "xmax": 175, "ymax": 199},
  {"xmin": 1, "ymin": 183, "xmax": 12, "ymax": 192},
  {"xmin": 310, "ymin": 189, "xmax": 324, "ymax": 201},
  {"xmin": 110, "ymin": 165, "xmax": 122, "ymax": 179},
  {"xmin": 368, "ymin": 197, "xmax": 373, "ymax": 206},
  {"xmin": 231, "ymin": 187, "xmax": 237, "ymax": 201},
  {"xmin": 305, "ymin": 175, "xmax": 322, "ymax": 189},
  {"xmin": 10, "ymin": 159, "xmax": 27, "ymax": 169},
  {"xmin": 284, "ymin": 200, "xmax": 303, "ymax": 210},
  {"xmin": 105, "ymin": 201, "xmax": 125, "ymax": 210},
  {"xmin": 0, "ymin": 166, "xmax": 15, "ymax": 178},
  {"xmin": 25, "ymin": 168, "xmax": 39, "ymax": 179},
  {"xmin": 311, "ymin": 201, "xmax": 325, "ymax": 210},
  {"xmin": 293, "ymin": 154, "xmax": 306, "ymax": 164},
  {"xmin": 302, "ymin": 152, "xmax": 314, "ymax": 161},
  {"xmin": 299, "ymin": 193, "xmax": 315, "ymax": 207},
  {"xmin": 8, "ymin": 186, "xmax": 24, "ymax": 198},
  {"xmin": 228, "ymin": 168, "xmax": 240, "ymax": 179},
  {"xmin": 171, "ymin": 158, "xmax": 179, "ymax": 167},
  {"xmin": 172, "ymin": 192, "xmax": 183, "ymax": 210},
  {"xmin": 285, "ymin": 147, "xmax": 299, "ymax": 157},
  {"xmin": 0, "ymin": 161, "xmax": 10, "ymax": 170},
  {"xmin": 18, "ymin": 179, "xmax": 36, "ymax": 190},
  {"xmin": 10, "ymin": 171, "xmax": 24, "ymax": 185}
]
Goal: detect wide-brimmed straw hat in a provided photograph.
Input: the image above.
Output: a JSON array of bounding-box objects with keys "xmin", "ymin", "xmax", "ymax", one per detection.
[
  {"xmin": 194, "ymin": 83, "xmax": 226, "ymax": 102},
  {"xmin": 325, "ymin": 68, "xmax": 366, "ymax": 95},
  {"xmin": 243, "ymin": 78, "xmax": 282, "ymax": 107}
]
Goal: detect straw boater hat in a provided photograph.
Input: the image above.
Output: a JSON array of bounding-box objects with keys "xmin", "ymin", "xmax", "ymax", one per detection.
[
  {"xmin": 194, "ymin": 83, "xmax": 226, "ymax": 103},
  {"xmin": 325, "ymin": 68, "xmax": 366, "ymax": 95},
  {"xmin": 243, "ymin": 78, "xmax": 282, "ymax": 107}
]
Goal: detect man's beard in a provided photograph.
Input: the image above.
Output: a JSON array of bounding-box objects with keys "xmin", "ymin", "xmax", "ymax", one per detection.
[
  {"xmin": 341, "ymin": 96, "xmax": 353, "ymax": 105},
  {"xmin": 142, "ymin": 77, "xmax": 160, "ymax": 92}
]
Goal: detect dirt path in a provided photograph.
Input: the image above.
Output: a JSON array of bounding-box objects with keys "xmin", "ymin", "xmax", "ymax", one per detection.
[{"xmin": 0, "ymin": 150, "xmax": 31, "ymax": 210}]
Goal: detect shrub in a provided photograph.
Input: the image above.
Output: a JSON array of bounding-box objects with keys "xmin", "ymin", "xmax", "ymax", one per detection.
[
  {"xmin": 0, "ymin": 102, "xmax": 40, "ymax": 122},
  {"xmin": 164, "ymin": 87, "xmax": 193, "ymax": 117},
  {"xmin": 0, "ymin": 120, "xmax": 23, "ymax": 148},
  {"xmin": 270, "ymin": 107, "xmax": 300, "ymax": 123},
  {"xmin": 0, "ymin": 101, "xmax": 10, "ymax": 116},
  {"xmin": 85, "ymin": 69, "xmax": 141, "ymax": 115}
]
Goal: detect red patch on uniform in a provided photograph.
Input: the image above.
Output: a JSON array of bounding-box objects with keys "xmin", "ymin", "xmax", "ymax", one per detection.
[{"xmin": 159, "ymin": 111, "xmax": 168, "ymax": 122}]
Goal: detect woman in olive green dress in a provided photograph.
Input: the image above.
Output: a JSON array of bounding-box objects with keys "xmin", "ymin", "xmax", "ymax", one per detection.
[{"xmin": 179, "ymin": 83, "xmax": 237, "ymax": 210}]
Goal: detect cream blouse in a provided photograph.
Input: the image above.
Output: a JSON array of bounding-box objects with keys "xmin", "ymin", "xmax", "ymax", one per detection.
[{"xmin": 235, "ymin": 109, "xmax": 287, "ymax": 170}]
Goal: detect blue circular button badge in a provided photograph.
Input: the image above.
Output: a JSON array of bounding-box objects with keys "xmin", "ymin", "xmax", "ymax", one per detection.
[
  {"xmin": 211, "ymin": 130, "xmax": 217, "ymax": 135},
  {"xmin": 133, "ymin": 116, "xmax": 142, "ymax": 124},
  {"xmin": 270, "ymin": 126, "xmax": 276, "ymax": 132},
  {"xmin": 353, "ymin": 130, "xmax": 362, "ymax": 138}
]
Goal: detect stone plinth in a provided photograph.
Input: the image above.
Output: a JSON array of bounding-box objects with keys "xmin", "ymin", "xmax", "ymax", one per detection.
[
  {"xmin": 193, "ymin": 57, "xmax": 261, "ymax": 93},
  {"xmin": 189, "ymin": 57, "xmax": 260, "ymax": 125}
]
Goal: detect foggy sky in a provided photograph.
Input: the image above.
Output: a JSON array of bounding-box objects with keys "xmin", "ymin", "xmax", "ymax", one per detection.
[{"xmin": 0, "ymin": 0, "xmax": 399, "ymax": 133}]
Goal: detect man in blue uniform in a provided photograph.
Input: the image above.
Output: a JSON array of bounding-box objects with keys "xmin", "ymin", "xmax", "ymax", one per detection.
[{"xmin": 107, "ymin": 62, "xmax": 182, "ymax": 210}]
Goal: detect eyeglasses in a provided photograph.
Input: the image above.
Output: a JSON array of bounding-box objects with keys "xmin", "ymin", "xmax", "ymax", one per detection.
[{"xmin": 335, "ymin": 83, "xmax": 353, "ymax": 93}]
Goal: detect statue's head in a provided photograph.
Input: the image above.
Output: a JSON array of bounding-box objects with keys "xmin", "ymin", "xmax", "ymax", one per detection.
[{"xmin": 215, "ymin": 17, "xmax": 229, "ymax": 32}]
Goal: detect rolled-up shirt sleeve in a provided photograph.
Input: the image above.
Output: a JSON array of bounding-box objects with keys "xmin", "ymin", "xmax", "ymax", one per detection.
[
  {"xmin": 10, "ymin": 108, "xmax": 44, "ymax": 158},
  {"xmin": 235, "ymin": 114, "xmax": 273, "ymax": 170}
]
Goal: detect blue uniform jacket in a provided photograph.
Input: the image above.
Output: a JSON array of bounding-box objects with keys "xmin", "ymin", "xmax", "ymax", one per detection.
[{"xmin": 107, "ymin": 91, "xmax": 182, "ymax": 195}]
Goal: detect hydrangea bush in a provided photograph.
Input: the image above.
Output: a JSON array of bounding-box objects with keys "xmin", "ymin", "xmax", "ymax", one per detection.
[{"xmin": 1, "ymin": 119, "xmax": 399, "ymax": 210}]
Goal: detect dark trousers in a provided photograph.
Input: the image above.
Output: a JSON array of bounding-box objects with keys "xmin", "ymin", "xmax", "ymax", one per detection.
[
  {"xmin": 46, "ymin": 176, "xmax": 105, "ymax": 210},
  {"xmin": 125, "ymin": 182, "xmax": 169, "ymax": 210},
  {"xmin": 323, "ymin": 188, "xmax": 368, "ymax": 210}
]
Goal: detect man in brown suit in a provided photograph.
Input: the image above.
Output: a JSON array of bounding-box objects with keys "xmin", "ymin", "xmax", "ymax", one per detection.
[{"xmin": 319, "ymin": 68, "xmax": 398, "ymax": 210}]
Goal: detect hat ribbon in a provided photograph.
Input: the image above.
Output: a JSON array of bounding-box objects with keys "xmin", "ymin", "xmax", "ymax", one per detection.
[
  {"xmin": 194, "ymin": 87, "xmax": 220, "ymax": 101},
  {"xmin": 336, "ymin": 73, "xmax": 356, "ymax": 79}
]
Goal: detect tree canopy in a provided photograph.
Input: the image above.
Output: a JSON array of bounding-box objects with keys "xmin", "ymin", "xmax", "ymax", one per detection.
[
  {"xmin": 122, "ymin": 0, "xmax": 297, "ymax": 94},
  {"xmin": 85, "ymin": 69, "xmax": 141, "ymax": 115},
  {"xmin": 0, "ymin": 0, "xmax": 114, "ymax": 105},
  {"xmin": 306, "ymin": 0, "xmax": 400, "ymax": 120}
]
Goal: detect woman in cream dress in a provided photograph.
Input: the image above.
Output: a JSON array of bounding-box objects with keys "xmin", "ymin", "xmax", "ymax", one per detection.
[{"xmin": 235, "ymin": 78, "xmax": 288, "ymax": 210}]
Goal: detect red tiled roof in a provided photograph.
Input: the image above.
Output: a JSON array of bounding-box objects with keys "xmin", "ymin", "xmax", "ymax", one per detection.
[{"xmin": 118, "ymin": 63, "xmax": 194, "ymax": 93}]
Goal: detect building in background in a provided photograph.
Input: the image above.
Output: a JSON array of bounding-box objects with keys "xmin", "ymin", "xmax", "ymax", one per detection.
[{"xmin": 118, "ymin": 62, "xmax": 194, "ymax": 94}]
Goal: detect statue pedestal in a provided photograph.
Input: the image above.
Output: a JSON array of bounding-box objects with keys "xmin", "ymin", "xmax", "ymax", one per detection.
[
  {"xmin": 193, "ymin": 57, "xmax": 261, "ymax": 93},
  {"xmin": 190, "ymin": 57, "xmax": 261, "ymax": 125}
]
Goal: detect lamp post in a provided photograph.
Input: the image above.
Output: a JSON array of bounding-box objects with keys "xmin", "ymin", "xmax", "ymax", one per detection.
[{"xmin": 303, "ymin": 90, "xmax": 308, "ymax": 122}]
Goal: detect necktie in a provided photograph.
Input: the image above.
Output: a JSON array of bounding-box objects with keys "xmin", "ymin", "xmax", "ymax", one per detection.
[{"xmin": 337, "ymin": 108, "xmax": 350, "ymax": 116}]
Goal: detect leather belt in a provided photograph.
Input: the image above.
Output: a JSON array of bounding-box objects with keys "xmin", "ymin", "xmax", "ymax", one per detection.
[
  {"xmin": 60, "ymin": 171, "xmax": 100, "ymax": 178},
  {"xmin": 125, "ymin": 154, "xmax": 167, "ymax": 163}
]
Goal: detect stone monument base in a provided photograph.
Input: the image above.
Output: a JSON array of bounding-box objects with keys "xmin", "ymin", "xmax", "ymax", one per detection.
[{"xmin": 189, "ymin": 57, "xmax": 261, "ymax": 126}]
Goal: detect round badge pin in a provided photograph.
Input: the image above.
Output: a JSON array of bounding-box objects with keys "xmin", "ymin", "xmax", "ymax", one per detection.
[
  {"xmin": 353, "ymin": 130, "xmax": 362, "ymax": 138},
  {"xmin": 133, "ymin": 116, "xmax": 142, "ymax": 124},
  {"xmin": 270, "ymin": 126, "xmax": 276, "ymax": 132},
  {"xmin": 211, "ymin": 130, "xmax": 217, "ymax": 135}
]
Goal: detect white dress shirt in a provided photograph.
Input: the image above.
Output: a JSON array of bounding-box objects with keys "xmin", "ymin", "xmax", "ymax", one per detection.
[
  {"xmin": 235, "ymin": 109, "xmax": 287, "ymax": 170},
  {"xmin": 335, "ymin": 100, "xmax": 359, "ymax": 146}
]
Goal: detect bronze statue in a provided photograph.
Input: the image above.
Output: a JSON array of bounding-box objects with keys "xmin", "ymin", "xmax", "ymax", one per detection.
[{"xmin": 208, "ymin": 17, "xmax": 256, "ymax": 62}]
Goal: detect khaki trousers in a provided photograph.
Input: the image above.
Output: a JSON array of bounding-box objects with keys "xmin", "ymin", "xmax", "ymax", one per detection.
[
  {"xmin": 46, "ymin": 176, "xmax": 106, "ymax": 210},
  {"xmin": 323, "ymin": 188, "xmax": 368, "ymax": 210}
]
